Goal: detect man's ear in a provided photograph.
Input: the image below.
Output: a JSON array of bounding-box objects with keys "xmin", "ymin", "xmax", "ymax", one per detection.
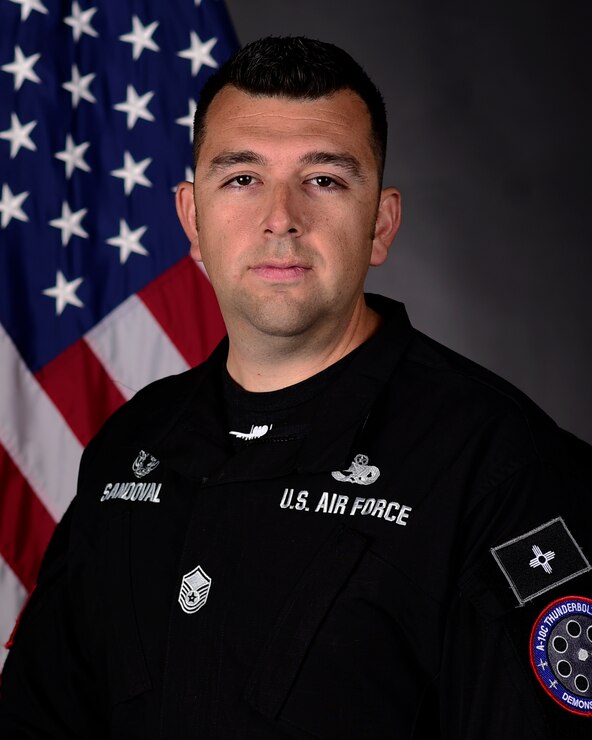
[
  {"xmin": 175, "ymin": 180, "xmax": 201, "ymax": 261},
  {"xmin": 370, "ymin": 187, "xmax": 401, "ymax": 266}
]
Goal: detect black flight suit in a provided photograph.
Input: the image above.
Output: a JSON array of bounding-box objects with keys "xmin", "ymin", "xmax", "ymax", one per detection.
[{"xmin": 1, "ymin": 294, "xmax": 592, "ymax": 739}]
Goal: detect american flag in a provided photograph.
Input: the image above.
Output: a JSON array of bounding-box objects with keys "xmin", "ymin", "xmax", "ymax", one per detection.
[{"xmin": 0, "ymin": 0, "xmax": 237, "ymax": 668}]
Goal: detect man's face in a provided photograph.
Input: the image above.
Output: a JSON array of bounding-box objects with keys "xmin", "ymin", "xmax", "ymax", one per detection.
[{"xmin": 177, "ymin": 86, "xmax": 400, "ymax": 341}]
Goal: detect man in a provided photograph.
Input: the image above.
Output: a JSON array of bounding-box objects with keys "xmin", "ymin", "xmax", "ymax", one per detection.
[{"xmin": 1, "ymin": 36, "xmax": 591, "ymax": 739}]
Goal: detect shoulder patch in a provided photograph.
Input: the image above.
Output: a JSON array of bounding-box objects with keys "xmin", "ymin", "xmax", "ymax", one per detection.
[
  {"xmin": 530, "ymin": 596, "xmax": 592, "ymax": 716},
  {"xmin": 491, "ymin": 518, "xmax": 590, "ymax": 605}
]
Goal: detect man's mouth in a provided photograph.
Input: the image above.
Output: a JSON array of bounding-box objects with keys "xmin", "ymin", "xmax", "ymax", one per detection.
[{"xmin": 250, "ymin": 263, "xmax": 311, "ymax": 281}]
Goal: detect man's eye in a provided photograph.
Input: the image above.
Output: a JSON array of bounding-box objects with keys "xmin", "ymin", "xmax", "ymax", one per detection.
[
  {"xmin": 228, "ymin": 175, "xmax": 254, "ymax": 187},
  {"xmin": 309, "ymin": 175, "xmax": 340, "ymax": 189},
  {"xmin": 311, "ymin": 176, "xmax": 336, "ymax": 188}
]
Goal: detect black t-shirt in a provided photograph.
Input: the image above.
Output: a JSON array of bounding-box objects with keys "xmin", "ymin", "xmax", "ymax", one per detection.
[{"xmin": 222, "ymin": 347, "xmax": 362, "ymax": 450}]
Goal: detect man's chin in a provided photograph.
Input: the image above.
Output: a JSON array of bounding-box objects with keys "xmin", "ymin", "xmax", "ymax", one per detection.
[{"xmin": 237, "ymin": 296, "xmax": 326, "ymax": 340}]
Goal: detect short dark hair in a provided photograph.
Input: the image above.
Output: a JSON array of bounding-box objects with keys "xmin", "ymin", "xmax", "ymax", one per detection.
[{"xmin": 193, "ymin": 36, "xmax": 387, "ymax": 180}]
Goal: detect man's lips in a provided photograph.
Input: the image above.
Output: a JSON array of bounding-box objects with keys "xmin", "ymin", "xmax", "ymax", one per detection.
[{"xmin": 250, "ymin": 264, "xmax": 311, "ymax": 281}]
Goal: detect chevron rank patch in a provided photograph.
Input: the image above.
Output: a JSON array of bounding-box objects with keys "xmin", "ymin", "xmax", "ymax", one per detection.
[
  {"xmin": 178, "ymin": 565, "xmax": 212, "ymax": 615},
  {"xmin": 530, "ymin": 596, "xmax": 592, "ymax": 716},
  {"xmin": 491, "ymin": 518, "xmax": 590, "ymax": 605}
]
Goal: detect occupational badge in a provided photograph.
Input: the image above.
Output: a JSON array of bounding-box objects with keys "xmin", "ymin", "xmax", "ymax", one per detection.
[
  {"xmin": 132, "ymin": 449, "xmax": 160, "ymax": 479},
  {"xmin": 331, "ymin": 454, "xmax": 380, "ymax": 485}
]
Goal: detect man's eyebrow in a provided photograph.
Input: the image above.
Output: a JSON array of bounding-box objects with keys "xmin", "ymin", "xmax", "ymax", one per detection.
[
  {"xmin": 207, "ymin": 150, "xmax": 268, "ymax": 175},
  {"xmin": 205, "ymin": 150, "xmax": 367, "ymax": 181},
  {"xmin": 299, "ymin": 151, "xmax": 366, "ymax": 181}
]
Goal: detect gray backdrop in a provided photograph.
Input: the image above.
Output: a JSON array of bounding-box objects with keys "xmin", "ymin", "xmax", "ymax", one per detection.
[{"xmin": 225, "ymin": 0, "xmax": 592, "ymax": 443}]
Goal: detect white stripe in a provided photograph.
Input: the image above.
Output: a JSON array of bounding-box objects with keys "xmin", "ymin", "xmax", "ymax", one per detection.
[
  {"xmin": 196, "ymin": 260, "xmax": 210, "ymax": 280},
  {"xmin": 0, "ymin": 324, "xmax": 83, "ymax": 521},
  {"xmin": 0, "ymin": 556, "xmax": 28, "ymax": 671},
  {"xmin": 85, "ymin": 294, "xmax": 190, "ymax": 400}
]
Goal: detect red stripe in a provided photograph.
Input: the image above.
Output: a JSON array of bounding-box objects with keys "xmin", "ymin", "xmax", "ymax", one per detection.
[
  {"xmin": 35, "ymin": 339, "xmax": 127, "ymax": 447},
  {"xmin": 0, "ymin": 444, "xmax": 56, "ymax": 593},
  {"xmin": 139, "ymin": 256, "xmax": 226, "ymax": 367}
]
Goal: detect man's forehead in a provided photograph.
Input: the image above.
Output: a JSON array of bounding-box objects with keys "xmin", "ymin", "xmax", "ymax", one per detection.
[
  {"xmin": 204, "ymin": 85, "xmax": 370, "ymax": 129},
  {"xmin": 199, "ymin": 86, "xmax": 374, "ymax": 155},
  {"xmin": 211, "ymin": 83, "xmax": 367, "ymax": 106}
]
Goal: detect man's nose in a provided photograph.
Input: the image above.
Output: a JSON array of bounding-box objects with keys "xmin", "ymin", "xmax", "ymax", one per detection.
[{"xmin": 262, "ymin": 183, "xmax": 302, "ymax": 237}]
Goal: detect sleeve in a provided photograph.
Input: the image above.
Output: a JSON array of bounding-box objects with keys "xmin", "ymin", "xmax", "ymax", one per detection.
[
  {"xmin": 0, "ymin": 470, "xmax": 108, "ymax": 738},
  {"xmin": 437, "ymin": 453, "xmax": 592, "ymax": 739}
]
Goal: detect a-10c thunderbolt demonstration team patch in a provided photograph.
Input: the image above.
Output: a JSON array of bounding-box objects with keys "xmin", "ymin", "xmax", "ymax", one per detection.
[
  {"xmin": 530, "ymin": 596, "xmax": 592, "ymax": 716},
  {"xmin": 491, "ymin": 519, "xmax": 592, "ymax": 715}
]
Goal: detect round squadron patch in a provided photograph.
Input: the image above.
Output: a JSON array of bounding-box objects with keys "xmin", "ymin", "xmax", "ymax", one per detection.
[{"xmin": 530, "ymin": 596, "xmax": 592, "ymax": 716}]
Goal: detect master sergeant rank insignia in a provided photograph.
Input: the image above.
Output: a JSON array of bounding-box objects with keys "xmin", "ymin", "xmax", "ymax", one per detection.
[{"xmin": 178, "ymin": 565, "xmax": 212, "ymax": 615}]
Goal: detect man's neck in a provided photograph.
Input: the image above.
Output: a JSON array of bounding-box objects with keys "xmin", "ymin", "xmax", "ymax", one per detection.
[{"xmin": 225, "ymin": 301, "xmax": 382, "ymax": 392}]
